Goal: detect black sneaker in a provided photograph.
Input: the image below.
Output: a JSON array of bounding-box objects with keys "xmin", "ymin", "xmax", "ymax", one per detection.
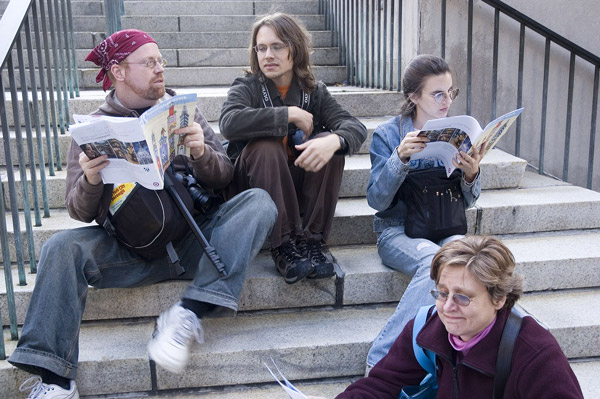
[
  {"xmin": 271, "ymin": 241, "xmax": 313, "ymax": 284},
  {"xmin": 302, "ymin": 239, "xmax": 336, "ymax": 279}
]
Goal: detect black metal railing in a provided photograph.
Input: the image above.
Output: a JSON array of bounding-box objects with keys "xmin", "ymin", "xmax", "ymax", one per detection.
[
  {"xmin": 0, "ymin": 0, "xmax": 79, "ymax": 359},
  {"xmin": 321, "ymin": 0, "xmax": 599, "ymax": 191}
]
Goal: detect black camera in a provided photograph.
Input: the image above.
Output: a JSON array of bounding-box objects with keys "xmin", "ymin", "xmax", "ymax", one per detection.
[{"xmin": 173, "ymin": 172, "xmax": 219, "ymax": 214}]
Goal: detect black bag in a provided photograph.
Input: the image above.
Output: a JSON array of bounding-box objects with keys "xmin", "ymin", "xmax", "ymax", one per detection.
[
  {"xmin": 102, "ymin": 168, "xmax": 194, "ymax": 260},
  {"xmin": 400, "ymin": 167, "xmax": 467, "ymax": 242}
]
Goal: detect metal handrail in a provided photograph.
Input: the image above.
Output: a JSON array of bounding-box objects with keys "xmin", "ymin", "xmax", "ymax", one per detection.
[
  {"xmin": 324, "ymin": 0, "xmax": 598, "ymax": 190},
  {"xmin": 0, "ymin": 0, "xmax": 79, "ymax": 360}
]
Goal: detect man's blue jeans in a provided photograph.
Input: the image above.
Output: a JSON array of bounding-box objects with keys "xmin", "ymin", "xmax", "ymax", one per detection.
[
  {"xmin": 366, "ymin": 225, "xmax": 462, "ymax": 368},
  {"xmin": 9, "ymin": 188, "xmax": 276, "ymax": 380}
]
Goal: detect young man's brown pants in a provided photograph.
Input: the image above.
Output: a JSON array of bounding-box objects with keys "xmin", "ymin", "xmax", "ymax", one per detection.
[{"xmin": 226, "ymin": 135, "xmax": 344, "ymax": 249}]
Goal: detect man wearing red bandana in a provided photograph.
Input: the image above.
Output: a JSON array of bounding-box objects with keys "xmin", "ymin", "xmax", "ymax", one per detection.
[{"xmin": 9, "ymin": 29, "xmax": 276, "ymax": 399}]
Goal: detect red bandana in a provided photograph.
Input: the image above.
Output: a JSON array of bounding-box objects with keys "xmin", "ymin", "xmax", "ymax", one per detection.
[{"xmin": 85, "ymin": 29, "xmax": 157, "ymax": 91}]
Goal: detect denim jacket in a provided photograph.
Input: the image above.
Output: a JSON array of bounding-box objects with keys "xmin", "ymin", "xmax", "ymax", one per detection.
[{"xmin": 367, "ymin": 115, "xmax": 481, "ymax": 233}]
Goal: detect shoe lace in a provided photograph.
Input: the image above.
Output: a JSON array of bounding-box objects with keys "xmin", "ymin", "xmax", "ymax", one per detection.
[
  {"xmin": 19, "ymin": 376, "xmax": 50, "ymax": 398},
  {"xmin": 279, "ymin": 242, "xmax": 299, "ymax": 263},
  {"xmin": 307, "ymin": 241, "xmax": 327, "ymax": 263}
]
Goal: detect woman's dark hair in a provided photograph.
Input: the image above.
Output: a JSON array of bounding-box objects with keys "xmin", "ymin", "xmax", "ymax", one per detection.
[
  {"xmin": 430, "ymin": 236, "xmax": 524, "ymax": 309},
  {"xmin": 400, "ymin": 55, "xmax": 452, "ymax": 118},
  {"xmin": 248, "ymin": 12, "xmax": 316, "ymax": 93}
]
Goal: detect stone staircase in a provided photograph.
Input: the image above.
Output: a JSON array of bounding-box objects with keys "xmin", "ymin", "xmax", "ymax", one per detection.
[{"xmin": 1, "ymin": 1, "xmax": 600, "ymax": 397}]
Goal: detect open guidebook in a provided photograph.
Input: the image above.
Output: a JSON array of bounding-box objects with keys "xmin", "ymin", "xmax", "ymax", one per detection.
[
  {"xmin": 412, "ymin": 108, "xmax": 524, "ymax": 177},
  {"xmin": 70, "ymin": 93, "xmax": 197, "ymax": 190}
]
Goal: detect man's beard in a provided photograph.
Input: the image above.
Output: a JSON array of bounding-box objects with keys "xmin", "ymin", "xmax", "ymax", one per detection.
[{"xmin": 125, "ymin": 74, "xmax": 165, "ymax": 101}]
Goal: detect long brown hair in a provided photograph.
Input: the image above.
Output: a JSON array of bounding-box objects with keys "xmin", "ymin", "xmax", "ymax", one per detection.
[{"xmin": 248, "ymin": 12, "xmax": 316, "ymax": 93}]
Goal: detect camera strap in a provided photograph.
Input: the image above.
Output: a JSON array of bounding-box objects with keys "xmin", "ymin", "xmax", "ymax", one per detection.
[
  {"xmin": 260, "ymin": 82, "xmax": 310, "ymax": 110},
  {"xmin": 166, "ymin": 241, "xmax": 185, "ymax": 276}
]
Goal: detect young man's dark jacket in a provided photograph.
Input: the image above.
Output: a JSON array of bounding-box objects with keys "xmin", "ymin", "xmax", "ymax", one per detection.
[
  {"xmin": 337, "ymin": 307, "xmax": 583, "ymax": 399},
  {"xmin": 65, "ymin": 88, "xmax": 233, "ymax": 225},
  {"xmin": 219, "ymin": 74, "xmax": 367, "ymax": 160}
]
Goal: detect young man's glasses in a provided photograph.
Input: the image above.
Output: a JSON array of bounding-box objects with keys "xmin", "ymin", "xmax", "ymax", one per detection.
[
  {"xmin": 253, "ymin": 43, "xmax": 288, "ymax": 54},
  {"xmin": 125, "ymin": 57, "xmax": 167, "ymax": 69},
  {"xmin": 430, "ymin": 289, "xmax": 473, "ymax": 306},
  {"xmin": 431, "ymin": 88, "xmax": 459, "ymax": 104}
]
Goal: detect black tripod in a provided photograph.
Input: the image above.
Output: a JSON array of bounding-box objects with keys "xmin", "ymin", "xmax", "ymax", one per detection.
[{"xmin": 163, "ymin": 170, "xmax": 227, "ymax": 277}]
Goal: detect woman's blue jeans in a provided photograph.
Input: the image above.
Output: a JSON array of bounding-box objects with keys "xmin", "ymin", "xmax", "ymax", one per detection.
[
  {"xmin": 9, "ymin": 188, "xmax": 276, "ymax": 379},
  {"xmin": 366, "ymin": 225, "xmax": 462, "ymax": 368}
]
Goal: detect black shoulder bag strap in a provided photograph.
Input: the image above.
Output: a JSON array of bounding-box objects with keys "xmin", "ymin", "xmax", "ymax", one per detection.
[{"xmin": 493, "ymin": 307, "xmax": 524, "ymax": 399}]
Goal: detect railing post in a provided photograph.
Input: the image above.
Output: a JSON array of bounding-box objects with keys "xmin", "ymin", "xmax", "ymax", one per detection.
[
  {"xmin": 105, "ymin": 0, "xmax": 124, "ymax": 35},
  {"xmin": 397, "ymin": 0, "xmax": 402, "ymax": 92},
  {"xmin": 66, "ymin": 0, "xmax": 80, "ymax": 96},
  {"xmin": 0, "ymin": 72, "xmax": 22, "ymax": 342},
  {"xmin": 539, "ymin": 38, "xmax": 551, "ymax": 175},
  {"xmin": 15, "ymin": 33, "xmax": 39, "ymax": 274},
  {"xmin": 30, "ymin": 0, "xmax": 52, "ymax": 217},
  {"xmin": 587, "ymin": 66, "xmax": 598, "ymax": 190}
]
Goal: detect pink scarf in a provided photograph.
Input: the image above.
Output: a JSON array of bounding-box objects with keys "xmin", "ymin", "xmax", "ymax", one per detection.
[{"xmin": 448, "ymin": 316, "xmax": 497, "ymax": 354}]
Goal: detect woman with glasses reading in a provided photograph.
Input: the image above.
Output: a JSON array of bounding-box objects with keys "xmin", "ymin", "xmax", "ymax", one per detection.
[
  {"xmin": 364, "ymin": 55, "xmax": 485, "ymax": 371},
  {"xmin": 327, "ymin": 236, "xmax": 583, "ymax": 398}
]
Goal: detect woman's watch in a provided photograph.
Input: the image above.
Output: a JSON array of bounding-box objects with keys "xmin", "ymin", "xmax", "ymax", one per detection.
[{"xmin": 338, "ymin": 134, "xmax": 348, "ymax": 152}]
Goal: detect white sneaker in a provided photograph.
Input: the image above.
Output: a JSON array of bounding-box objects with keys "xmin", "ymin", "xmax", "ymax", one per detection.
[
  {"xmin": 147, "ymin": 302, "xmax": 204, "ymax": 373},
  {"xmin": 19, "ymin": 376, "xmax": 79, "ymax": 399}
]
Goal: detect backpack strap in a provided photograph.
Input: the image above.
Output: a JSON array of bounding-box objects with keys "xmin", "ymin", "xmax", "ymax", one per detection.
[
  {"xmin": 412, "ymin": 305, "xmax": 437, "ymax": 376},
  {"xmin": 493, "ymin": 307, "xmax": 523, "ymax": 399}
]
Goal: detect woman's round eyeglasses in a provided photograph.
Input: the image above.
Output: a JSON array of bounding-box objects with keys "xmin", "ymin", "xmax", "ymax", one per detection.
[
  {"xmin": 431, "ymin": 88, "xmax": 460, "ymax": 104},
  {"xmin": 430, "ymin": 289, "xmax": 473, "ymax": 306}
]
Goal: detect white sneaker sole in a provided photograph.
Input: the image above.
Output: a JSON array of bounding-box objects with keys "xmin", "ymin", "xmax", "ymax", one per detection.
[{"xmin": 148, "ymin": 339, "xmax": 189, "ymax": 374}]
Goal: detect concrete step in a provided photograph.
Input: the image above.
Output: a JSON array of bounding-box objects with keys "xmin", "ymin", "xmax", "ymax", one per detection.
[
  {"xmin": 65, "ymin": 87, "xmax": 402, "ymax": 122},
  {"xmin": 0, "ymin": 115, "xmax": 377, "ymax": 168},
  {"xmin": 122, "ymin": 1, "xmax": 321, "ymax": 16},
  {"xmin": 0, "ymin": 245, "xmax": 405, "ymax": 325},
  {"xmin": 72, "ymin": 30, "xmax": 336, "ymax": 51},
  {"xmin": 2, "ymin": 286, "xmax": 598, "ymax": 397},
  {"xmin": 13, "ymin": 47, "xmax": 339, "ymax": 69},
  {"xmin": 3, "ymin": 172, "xmax": 599, "ymax": 261},
  {"xmin": 71, "ymin": 14, "xmax": 328, "ymax": 33},
  {"xmin": 4, "ymin": 64, "xmax": 347, "ymax": 90},
  {"xmin": 4, "ymin": 229, "xmax": 600, "ymax": 325},
  {"xmin": 1, "ymin": 304, "xmax": 396, "ymax": 397},
  {"xmin": 1, "ymin": 149, "xmax": 527, "ymax": 209},
  {"xmin": 3, "ymin": 29, "xmax": 337, "ymax": 67},
  {"xmin": 476, "ymin": 176, "xmax": 600, "ymax": 234},
  {"xmin": 38, "ymin": 362, "xmax": 600, "ymax": 399},
  {"xmin": 0, "ymin": 130, "xmax": 71, "ymax": 168},
  {"xmin": 78, "ymin": 65, "xmax": 347, "ymax": 88},
  {"xmin": 3, "ymin": 87, "xmax": 402, "ymax": 127},
  {"xmin": 519, "ymin": 288, "xmax": 600, "ymax": 359}
]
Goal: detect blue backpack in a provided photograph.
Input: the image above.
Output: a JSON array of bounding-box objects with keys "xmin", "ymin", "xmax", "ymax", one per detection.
[
  {"xmin": 399, "ymin": 305, "xmax": 438, "ymax": 399},
  {"xmin": 400, "ymin": 305, "xmax": 523, "ymax": 399}
]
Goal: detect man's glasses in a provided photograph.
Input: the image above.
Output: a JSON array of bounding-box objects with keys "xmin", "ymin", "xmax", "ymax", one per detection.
[
  {"xmin": 253, "ymin": 43, "xmax": 288, "ymax": 54},
  {"xmin": 125, "ymin": 57, "xmax": 167, "ymax": 69},
  {"xmin": 430, "ymin": 289, "xmax": 473, "ymax": 306},
  {"xmin": 431, "ymin": 88, "xmax": 459, "ymax": 104}
]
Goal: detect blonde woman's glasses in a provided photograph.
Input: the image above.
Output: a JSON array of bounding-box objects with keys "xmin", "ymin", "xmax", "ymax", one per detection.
[{"xmin": 430, "ymin": 289, "xmax": 473, "ymax": 306}]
